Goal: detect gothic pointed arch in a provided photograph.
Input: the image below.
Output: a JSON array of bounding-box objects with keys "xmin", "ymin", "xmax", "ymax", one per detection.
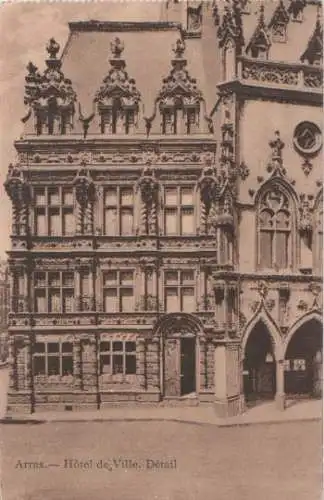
[
  {"xmin": 242, "ymin": 309, "xmax": 283, "ymax": 361},
  {"xmin": 150, "ymin": 38, "xmax": 209, "ymax": 135},
  {"xmin": 246, "ymin": 4, "xmax": 271, "ymax": 59},
  {"xmin": 94, "ymin": 37, "xmax": 141, "ymax": 134},
  {"xmin": 300, "ymin": 10, "xmax": 323, "ymax": 65},
  {"xmin": 284, "ymin": 310, "xmax": 322, "ymax": 356},
  {"xmin": 24, "ymin": 38, "xmax": 77, "ymax": 135}
]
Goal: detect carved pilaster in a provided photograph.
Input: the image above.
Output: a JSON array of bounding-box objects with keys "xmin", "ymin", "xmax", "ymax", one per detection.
[{"xmin": 137, "ymin": 338, "xmax": 146, "ymax": 389}]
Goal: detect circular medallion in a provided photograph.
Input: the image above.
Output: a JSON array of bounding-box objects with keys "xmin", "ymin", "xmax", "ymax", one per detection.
[{"xmin": 293, "ymin": 122, "xmax": 322, "ymax": 156}]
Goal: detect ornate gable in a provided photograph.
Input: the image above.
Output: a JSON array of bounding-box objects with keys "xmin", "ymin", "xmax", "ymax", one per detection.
[
  {"xmin": 246, "ymin": 4, "xmax": 271, "ymax": 58},
  {"xmin": 23, "ymin": 38, "xmax": 77, "ymax": 135},
  {"xmin": 94, "ymin": 37, "xmax": 141, "ymax": 134},
  {"xmin": 300, "ymin": 11, "xmax": 323, "ymax": 65},
  {"xmin": 269, "ymin": 0, "xmax": 289, "ymax": 42},
  {"xmin": 217, "ymin": 0, "xmax": 245, "ymax": 51}
]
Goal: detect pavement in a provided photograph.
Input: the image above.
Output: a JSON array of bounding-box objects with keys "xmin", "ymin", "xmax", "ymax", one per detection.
[{"xmin": 0, "ymin": 364, "xmax": 322, "ymax": 427}]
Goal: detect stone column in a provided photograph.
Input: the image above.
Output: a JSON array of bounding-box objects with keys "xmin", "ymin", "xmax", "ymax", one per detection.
[
  {"xmin": 275, "ymin": 359, "xmax": 285, "ymax": 411},
  {"xmin": 199, "ymin": 337, "xmax": 207, "ymax": 392},
  {"xmin": 8, "ymin": 336, "xmax": 16, "ymax": 391},
  {"xmin": 73, "ymin": 338, "xmax": 82, "ymax": 390},
  {"xmin": 137, "ymin": 338, "xmax": 146, "ymax": 389},
  {"xmin": 213, "ymin": 341, "xmax": 241, "ymax": 418}
]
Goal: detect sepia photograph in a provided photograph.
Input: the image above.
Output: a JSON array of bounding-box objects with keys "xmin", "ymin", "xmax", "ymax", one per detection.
[{"xmin": 0, "ymin": 0, "xmax": 322, "ymax": 499}]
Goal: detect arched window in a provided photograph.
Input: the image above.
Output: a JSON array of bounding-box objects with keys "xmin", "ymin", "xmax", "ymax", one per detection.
[
  {"xmin": 314, "ymin": 195, "xmax": 323, "ymax": 274},
  {"xmin": 257, "ymin": 186, "xmax": 294, "ymax": 270}
]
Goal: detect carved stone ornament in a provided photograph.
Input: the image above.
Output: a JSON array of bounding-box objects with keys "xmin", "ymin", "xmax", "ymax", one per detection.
[
  {"xmin": 209, "ymin": 187, "xmax": 234, "ymax": 230},
  {"xmin": 23, "ymin": 39, "xmax": 77, "ymax": 133},
  {"xmin": 298, "ymin": 193, "xmax": 313, "ymax": 236},
  {"xmin": 137, "ymin": 166, "xmax": 159, "ymax": 204},
  {"xmin": 293, "ymin": 121, "xmax": 322, "ymax": 157},
  {"xmin": 187, "ymin": 2, "xmax": 202, "ymax": 33},
  {"xmin": 94, "ymin": 37, "xmax": 141, "ymax": 110},
  {"xmin": 267, "ymin": 130, "xmax": 286, "ymax": 176},
  {"xmin": 257, "ymin": 281, "xmax": 269, "ymax": 300},
  {"xmin": 197, "ymin": 166, "xmax": 218, "ymax": 207},
  {"xmin": 73, "ymin": 168, "xmax": 94, "ymax": 206},
  {"xmin": 246, "ymin": 4, "xmax": 271, "ymax": 57},
  {"xmin": 4, "ymin": 163, "xmax": 29, "ymax": 205},
  {"xmin": 300, "ymin": 10, "xmax": 323, "ymax": 65},
  {"xmin": 217, "ymin": 0, "xmax": 245, "ymax": 51}
]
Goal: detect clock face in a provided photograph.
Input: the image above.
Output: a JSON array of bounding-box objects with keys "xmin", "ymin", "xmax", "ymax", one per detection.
[{"xmin": 293, "ymin": 122, "xmax": 322, "ymax": 156}]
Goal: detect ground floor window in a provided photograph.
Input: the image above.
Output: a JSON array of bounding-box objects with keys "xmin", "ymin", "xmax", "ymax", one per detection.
[
  {"xmin": 99, "ymin": 340, "xmax": 136, "ymax": 376},
  {"xmin": 33, "ymin": 341, "xmax": 73, "ymax": 376}
]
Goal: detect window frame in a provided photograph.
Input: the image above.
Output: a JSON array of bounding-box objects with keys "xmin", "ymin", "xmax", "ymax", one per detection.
[
  {"xmin": 33, "ymin": 186, "xmax": 75, "ymax": 237},
  {"xmin": 163, "ymin": 185, "xmax": 196, "ymax": 236},
  {"xmin": 102, "ymin": 269, "xmax": 135, "ymax": 313},
  {"xmin": 99, "ymin": 340, "xmax": 137, "ymax": 377},
  {"xmin": 103, "ymin": 185, "xmax": 135, "ymax": 236},
  {"xmin": 33, "ymin": 341, "xmax": 74, "ymax": 377},
  {"xmin": 164, "ymin": 269, "xmax": 196, "ymax": 313},
  {"xmin": 33, "ymin": 271, "xmax": 75, "ymax": 313}
]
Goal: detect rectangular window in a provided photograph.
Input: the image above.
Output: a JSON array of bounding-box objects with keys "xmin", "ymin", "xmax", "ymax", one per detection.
[
  {"xmin": 163, "ymin": 186, "xmax": 195, "ymax": 236},
  {"xmin": 164, "ymin": 270, "xmax": 195, "ymax": 313},
  {"xmin": 33, "ymin": 271, "xmax": 75, "ymax": 313},
  {"xmin": 33, "ymin": 187, "xmax": 75, "ymax": 236},
  {"xmin": 103, "ymin": 186, "xmax": 134, "ymax": 236},
  {"xmin": 103, "ymin": 270, "xmax": 134, "ymax": 313},
  {"xmin": 33, "ymin": 341, "xmax": 73, "ymax": 377},
  {"xmin": 99, "ymin": 340, "xmax": 136, "ymax": 376}
]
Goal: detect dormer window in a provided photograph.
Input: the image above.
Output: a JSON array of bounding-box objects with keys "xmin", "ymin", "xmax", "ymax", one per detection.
[
  {"xmin": 271, "ymin": 22, "xmax": 287, "ymax": 43},
  {"xmin": 95, "ymin": 38, "xmax": 141, "ymax": 135},
  {"xmin": 246, "ymin": 5, "xmax": 271, "ymax": 60},
  {"xmin": 251, "ymin": 44, "xmax": 268, "ymax": 60},
  {"xmin": 269, "ymin": 1, "xmax": 289, "ymax": 43}
]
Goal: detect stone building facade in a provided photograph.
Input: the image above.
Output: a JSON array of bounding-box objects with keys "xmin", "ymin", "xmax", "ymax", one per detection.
[
  {"xmin": 4, "ymin": 0, "xmax": 323, "ymax": 415},
  {"xmin": 0, "ymin": 261, "xmax": 9, "ymax": 361}
]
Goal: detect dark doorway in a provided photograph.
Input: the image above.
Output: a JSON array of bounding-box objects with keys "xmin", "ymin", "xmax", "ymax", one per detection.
[
  {"xmin": 180, "ymin": 338, "xmax": 196, "ymax": 396},
  {"xmin": 285, "ymin": 319, "xmax": 322, "ymax": 398},
  {"xmin": 243, "ymin": 321, "xmax": 276, "ymax": 405}
]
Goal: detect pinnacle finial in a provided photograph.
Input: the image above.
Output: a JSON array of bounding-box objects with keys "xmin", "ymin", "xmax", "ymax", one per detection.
[
  {"xmin": 46, "ymin": 38, "xmax": 60, "ymax": 59},
  {"xmin": 172, "ymin": 38, "xmax": 186, "ymax": 59},
  {"xmin": 259, "ymin": 2, "xmax": 265, "ymax": 25},
  {"xmin": 110, "ymin": 37, "xmax": 124, "ymax": 58}
]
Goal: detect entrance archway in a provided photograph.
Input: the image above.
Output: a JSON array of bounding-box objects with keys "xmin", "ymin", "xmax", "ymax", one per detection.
[
  {"xmin": 156, "ymin": 314, "xmax": 201, "ymax": 398},
  {"xmin": 243, "ymin": 321, "xmax": 276, "ymax": 404},
  {"xmin": 284, "ymin": 319, "xmax": 322, "ymax": 398}
]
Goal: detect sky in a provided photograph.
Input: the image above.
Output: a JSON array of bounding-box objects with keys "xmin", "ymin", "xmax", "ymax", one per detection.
[{"xmin": 0, "ymin": 0, "xmax": 166, "ymax": 258}]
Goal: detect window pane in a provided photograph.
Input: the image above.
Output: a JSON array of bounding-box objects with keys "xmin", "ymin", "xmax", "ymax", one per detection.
[
  {"xmin": 105, "ymin": 189, "xmax": 117, "ymax": 206},
  {"xmin": 260, "ymin": 231, "xmax": 272, "ymax": 268},
  {"xmin": 181, "ymin": 287, "xmax": 195, "ymax": 312},
  {"xmin": 181, "ymin": 270, "xmax": 195, "ymax": 284},
  {"xmin": 81, "ymin": 272, "xmax": 89, "ymax": 296},
  {"xmin": 121, "ymin": 208, "xmax": 133, "ymax": 235},
  {"xmin": 165, "ymin": 288, "xmax": 179, "ymax": 312},
  {"xmin": 105, "ymin": 208, "xmax": 117, "ymax": 236},
  {"xmin": 49, "ymin": 208, "xmax": 61, "ymax": 236},
  {"xmin": 100, "ymin": 354, "xmax": 111, "ymax": 374},
  {"xmin": 49, "ymin": 273, "xmax": 60, "ymax": 287},
  {"xmin": 48, "ymin": 342, "xmax": 59, "ymax": 353},
  {"xmin": 120, "ymin": 271, "xmax": 133, "ymax": 285},
  {"xmin": 49, "ymin": 290, "xmax": 61, "ymax": 313},
  {"xmin": 165, "ymin": 208, "xmax": 177, "ymax": 235},
  {"xmin": 125, "ymin": 355, "xmax": 136, "ymax": 374},
  {"xmin": 35, "ymin": 290, "xmax": 46, "ymax": 313},
  {"xmin": 180, "ymin": 187, "xmax": 193, "ymax": 206},
  {"xmin": 35, "ymin": 208, "xmax": 47, "ymax": 236},
  {"xmin": 63, "ymin": 272, "xmax": 74, "ymax": 287},
  {"xmin": 62, "ymin": 189, "xmax": 73, "ymax": 205},
  {"xmin": 49, "ymin": 189, "xmax": 60, "ymax": 205},
  {"xmin": 35, "ymin": 272, "xmax": 46, "ymax": 287},
  {"xmin": 120, "ymin": 188, "xmax": 133, "ymax": 206},
  {"xmin": 34, "ymin": 356, "xmax": 45, "ymax": 375},
  {"xmin": 165, "ymin": 271, "xmax": 178, "ymax": 284},
  {"xmin": 120, "ymin": 288, "xmax": 134, "ymax": 312},
  {"xmin": 62, "ymin": 209, "xmax": 75, "ymax": 236},
  {"xmin": 62, "ymin": 356, "xmax": 73, "ymax": 376},
  {"xmin": 181, "ymin": 208, "xmax": 194, "ymax": 235},
  {"xmin": 165, "ymin": 188, "xmax": 178, "ymax": 206},
  {"xmin": 48, "ymin": 356, "xmax": 60, "ymax": 376},
  {"xmin": 104, "ymin": 271, "xmax": 117, "ymax": 285},
  {"xmin": 104, "ymin": 289, "xmax": 118, "ymax": 312},
  {"xmin": 62, "ymin": 342, "xmax": 73, "ymax": 353},
  {"xmin": 112, "ymin": 354, "xmax": 123, "ymax": 374},
  {"xmin": 34, "ymin": 342, "xmax": 45, "ymax": 353},
  {"xmin": 276, "ymin": 231, "xmax": 288, "ymax": 269},
  {"xmin": 100, "ymin": 341, "xmax": 111, "ymax": 352},
  {"xmin": 126, "ymin": 341, "xmax": 136, "ymax": 353},
  {"xmin": 113, "ymin": 341, "xmax": 123, "ymax": 352},
  {"xmin": 35, "ymin": 189, "xmax": 46, "ymax": 206},
  {"xmin": 63, "ymin": 290, "xmax": 74, "ymax": 313}
]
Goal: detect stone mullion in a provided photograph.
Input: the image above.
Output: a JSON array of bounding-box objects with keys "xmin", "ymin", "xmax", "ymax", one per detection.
[{"xmin": 137, "ymin": 338, "xmax": 146, "ymax": 389}]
